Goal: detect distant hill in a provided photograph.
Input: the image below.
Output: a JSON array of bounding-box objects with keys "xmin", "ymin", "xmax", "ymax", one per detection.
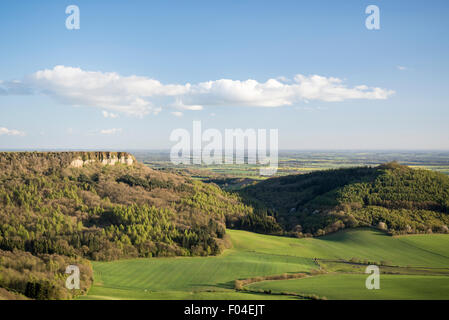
[
  {"xmin": 241, "ymin": 162, "xmax": 449, "ymax": 236},
  {"xmin": 0, "ymin": 152, "xmax": 256, "ymax": 299}
]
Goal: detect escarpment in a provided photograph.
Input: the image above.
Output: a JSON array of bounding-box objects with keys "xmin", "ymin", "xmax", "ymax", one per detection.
[
  {"xmin": 0, "ymin": 151, "xmax": 135, "ymax": 175},
  {"xmin": 68, "ymin": 152, "xmax": 135, "ymax": 167}
]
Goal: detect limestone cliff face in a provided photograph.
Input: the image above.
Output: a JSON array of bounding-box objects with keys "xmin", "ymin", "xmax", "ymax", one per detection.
[
  {"xmin": 68, "ymin": 152, "xmax": 135, "ymax": 168},
  {"xmin": 0, "ymin": 151, "xmax": 135, "ymax": 172}
]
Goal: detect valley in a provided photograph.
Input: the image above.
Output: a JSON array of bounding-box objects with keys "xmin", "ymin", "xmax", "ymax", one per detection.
[
  {"xmin": 81, "ymin": 229, "xmax": 449, "ymax": 300},
  {"xmin": 1, "ymin": 151, "xmax": 448, "ymax": 300}
]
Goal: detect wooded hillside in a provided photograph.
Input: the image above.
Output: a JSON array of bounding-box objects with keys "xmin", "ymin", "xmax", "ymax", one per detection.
[
  {"xmin": 0, "ymin": 152, "xmax": 254, "ymax": 299},
  {"xmin": 241, "ymin": 162, "xmax": 449, "ymax": 237}
]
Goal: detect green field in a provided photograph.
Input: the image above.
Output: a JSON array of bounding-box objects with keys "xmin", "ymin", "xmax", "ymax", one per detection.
[
  {"xmin": 231, "ymin": 228, "xmax": 449, "ymax": 267},
  {"xmin": 248, "ymin": 274, "xmax": 449, "ymax": 300},
  {"xmin": 81, "ymin": 228, "xmax": 449, "ymax": 300}
]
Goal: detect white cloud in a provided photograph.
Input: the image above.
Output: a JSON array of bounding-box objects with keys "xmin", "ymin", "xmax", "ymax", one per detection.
[
  {"xmin": 102, "ymin": 110, "xmax": 119, "ymax": 118},
  {"xmin": 171, "ymin": 111, "xmax": 183, "ymax": 117},
  {"xmin": 1, "ymin": 65, "xmax": 395, "ymax": 116},
  {"xmin": 397, "ymin": 66, "xmax": 407, "ymax": 71},
  {"xmin": 0, "ymin": 127, "xmax": 25, "ymax": 136},
  {"xmin": 171, "ymin": 99, "xmax": 204, "ymax": 111},
  {"xmin": 100, "ymin": 128, "xmax": 122, "ymax": 135}
]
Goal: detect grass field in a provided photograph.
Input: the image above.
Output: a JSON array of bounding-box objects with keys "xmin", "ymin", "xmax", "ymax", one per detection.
[
  {"xmin": 248, "ymin": 274, "xmax": 449, "ymax": 300},
  {"xmin": 231, "ymin": 228, "xmax": 449, "ymax": 267},
  {"xmin": 81, "ymin": 228, "xmax": 449, "ymax": 300}
]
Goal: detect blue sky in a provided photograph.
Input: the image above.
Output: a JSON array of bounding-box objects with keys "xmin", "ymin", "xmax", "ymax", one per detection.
[{"xmin": 0, "ymin": 0, "xmax": 448, "ymax": 150}]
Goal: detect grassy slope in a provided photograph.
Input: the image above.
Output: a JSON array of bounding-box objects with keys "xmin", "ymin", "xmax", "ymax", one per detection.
[
  {"xmin": 82, "ymin": 247, "xmax": 315, "ymax": 300},
  {"xmin": 248, "ymin": 274, "xmax": 449, "ymax": 300},
  {"xmin": 396, "ymin": 234, "xmax": 449, "ymax": 260},
  {"xmin": 231, "ymin": 228, "xmax": 449, "ymax": 267},
  {"xmin": 82, "ymin": 228, "xmax": 449, "ymax": 300}
]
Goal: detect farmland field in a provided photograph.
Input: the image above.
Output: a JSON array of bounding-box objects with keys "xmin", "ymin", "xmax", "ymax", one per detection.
[
  {"xmin": 248, "ymin": 274, "xmax": 449, "ymax": 300},
  {"xmin": 132, "ymin": 150, "xmax": 449, "ymax": 178},
  {"xmin": 81, "ymin": 228, "xmax": 449, "ymax": 300}
]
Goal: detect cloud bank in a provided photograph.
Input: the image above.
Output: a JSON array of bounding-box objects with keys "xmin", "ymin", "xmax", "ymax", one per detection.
[
  {"xmin": 0, "ymin": 127, "xmax": 25, "ymax": 136},
  {"xmin": 0, "ymin": 65, "xmax": 395, "ymax": 117}
]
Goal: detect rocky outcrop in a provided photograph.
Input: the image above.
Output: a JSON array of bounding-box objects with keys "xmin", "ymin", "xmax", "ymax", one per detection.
[
  {"xmin": 0, "ymin": 151, "xmax": 135, "ymax": 173},
  {"xmin": 68, "ymin": 152, "xmax": 135, "ymax": 168}
]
